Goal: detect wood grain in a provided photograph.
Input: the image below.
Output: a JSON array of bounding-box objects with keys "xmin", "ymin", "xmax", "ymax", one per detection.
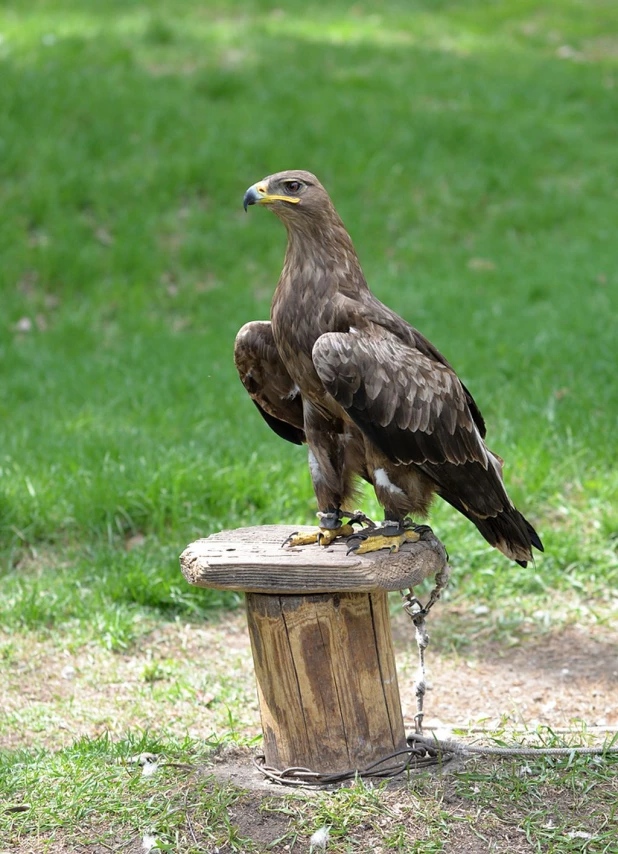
[
  {"xmin": 246, "ymin": 590, "xmax": 407, "ymax": 773},
  {"xmin": 180, "ymin": 524, "xmax": 447, "ymax": 594}
]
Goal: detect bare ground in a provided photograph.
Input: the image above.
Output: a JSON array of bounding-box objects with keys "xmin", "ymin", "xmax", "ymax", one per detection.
[
  {"xmin": 394, "ymin": 607, "xmax": 618, "ymax": 735},
  {"xmin": 2, "ymin": 602, "xmax": 617, "ymax": 751}
]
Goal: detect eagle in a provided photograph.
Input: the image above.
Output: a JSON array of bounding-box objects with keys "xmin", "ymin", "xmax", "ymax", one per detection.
[{"xmin": 235, "ymin": 170, "xmax": 543, "ymax": 565}]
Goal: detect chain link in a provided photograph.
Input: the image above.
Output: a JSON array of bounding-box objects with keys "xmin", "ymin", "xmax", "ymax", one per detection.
[{"xmin": 400, "ymin": 560, "xmax": 451, "ymax": 735}]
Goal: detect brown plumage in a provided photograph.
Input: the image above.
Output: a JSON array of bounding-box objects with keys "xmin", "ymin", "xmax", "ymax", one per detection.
[{"xmin": 235, "ymin": 170, "xmax": 543, "ymax": 565}]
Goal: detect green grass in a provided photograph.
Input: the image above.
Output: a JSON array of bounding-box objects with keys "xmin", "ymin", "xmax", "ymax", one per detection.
[
  {"xmin": 1, "ymin": 0, "xmax": 618, "ymax": 626},
  {"xmin": 1, "ymin": 0, "xmax": 618, "ymax": 850},
  {"xmin": 3, "ymin": 730, "xmax": 618, "ymax": 852}
]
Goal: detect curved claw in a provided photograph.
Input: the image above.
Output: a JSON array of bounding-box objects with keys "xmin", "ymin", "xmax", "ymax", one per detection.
[
  {"xmin": 346, "ymin": 530, "xmax": 363, "ymax": 554},
  {"xmin": 409, "ymin": 523, "xmax": 433, "ymax": 538},
  {"xmin": 281, "ymin": 531, "xmax": 299, "ymax": 548}
]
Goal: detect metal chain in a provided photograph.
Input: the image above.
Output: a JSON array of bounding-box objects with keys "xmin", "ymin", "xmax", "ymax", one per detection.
[
  {"xmin": 400, "ymin": 560, "xmax": 451, "ymax": 735},
  {"xmin": 252, "ymin": 735, "xmax": 454, "ymax": 788}
]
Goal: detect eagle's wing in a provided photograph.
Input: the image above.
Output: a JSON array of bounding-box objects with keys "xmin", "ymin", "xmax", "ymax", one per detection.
[
  {"xmin": 412, "ymin": 332, "xmax": 487, "ymax": 440},
  {"xmin": 234, "ymin": 321, "xmax": 305, "ymax": 445},
  {"xmin": 313, "ymin": 328, "xmax": 487, "ymax": 467},
  {"xmin": 312, "ymin": 327, "xmax": 513, "ymax": 519}
]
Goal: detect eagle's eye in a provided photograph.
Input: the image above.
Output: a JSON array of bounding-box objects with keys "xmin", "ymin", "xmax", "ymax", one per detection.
[{"xmin": 285, "ymin": 180, "xmax": 301, "ymax": 194}]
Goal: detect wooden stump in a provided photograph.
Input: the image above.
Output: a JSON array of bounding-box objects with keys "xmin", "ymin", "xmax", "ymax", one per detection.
[
  {"xmin": 246, "ymin": 590, "xmax": 404, "ymax": 772},
  {"xmin": 180, "ymin": 525, "xmax": 447, "ymax": 775}
]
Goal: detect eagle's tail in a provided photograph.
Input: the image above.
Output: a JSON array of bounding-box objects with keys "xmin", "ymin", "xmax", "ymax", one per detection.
[
  {"xmin": 439, "ymin": 493, "xmax": 544, "ymax": 567},
  {"xmin": 469, "ymin": 506, "xmax": 544, "ymax": 567}
]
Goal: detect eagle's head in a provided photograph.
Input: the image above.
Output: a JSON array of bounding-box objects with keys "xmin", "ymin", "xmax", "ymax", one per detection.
[{"xmin": 243, "ymin": 170, "xmax": 335, "ymax": 227}]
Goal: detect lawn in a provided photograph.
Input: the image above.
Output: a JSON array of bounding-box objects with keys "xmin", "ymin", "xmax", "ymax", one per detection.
[{"xmin": 1, "ymin": 0, "xmax": 617, "ymax": 850}]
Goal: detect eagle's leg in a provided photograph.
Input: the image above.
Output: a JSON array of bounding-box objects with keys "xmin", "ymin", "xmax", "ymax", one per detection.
[
  {"xmin": 283, "ymin": 405, "xmax": 371, "ymax": 548},
  {"xmin": 347, "ymin": 463, "xmax": 433, "ymax": 555}
]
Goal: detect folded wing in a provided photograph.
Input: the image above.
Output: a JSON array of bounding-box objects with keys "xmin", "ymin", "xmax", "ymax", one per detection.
[
  {"xmin": 234, "ymin": 321, "xmax": 306, "ymax": 445},
  {"xmin": 312, "ymin": 327, "xmax": 536, "ymax": 543}
]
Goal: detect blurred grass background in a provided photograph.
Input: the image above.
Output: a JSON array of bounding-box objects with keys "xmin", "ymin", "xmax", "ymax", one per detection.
[{"xmin": 1, "ymin": 0, "xmax": 617, "ymax": 647}]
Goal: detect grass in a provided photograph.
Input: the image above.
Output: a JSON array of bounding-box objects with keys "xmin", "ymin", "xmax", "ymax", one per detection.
[
  {"xmin": 1, "ymin": 0, "xmax": 618, "ymax": 850},
  {"xmin": 3, "ymin": 731, "xmax": 618, "ymax": 851},
  {"xmin": 1, "ymin": 0, "xmax": 618, "ymax": 624}
]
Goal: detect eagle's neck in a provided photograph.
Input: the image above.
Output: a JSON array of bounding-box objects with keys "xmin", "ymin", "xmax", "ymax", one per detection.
[
  {"xmin": 278, "ymin": 214, "xmax": 369, "ymax": 304},
  {"xmin": 270, "ymin": 213, "xmax": 370, "ymax": 390},
  {"xmin": 270, "ymin": 214, "xmax": 369, "ymax": 374}
]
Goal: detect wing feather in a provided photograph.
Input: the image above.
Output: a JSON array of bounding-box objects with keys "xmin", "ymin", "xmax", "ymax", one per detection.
[
  {"xmin": 312, "ymin": 328, "xmax": 487, "ymax": 468},
  {"xmin": 234, "ymin": 321, "xmax": 306, "ymax": 445}
]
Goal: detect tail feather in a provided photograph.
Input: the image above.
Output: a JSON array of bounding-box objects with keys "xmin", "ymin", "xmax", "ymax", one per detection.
[
  {"xmin": 524, "ymin": 518, "xmax": 544, "ymax": 553},
  {"xmin": 472, "ymin": 507, "xmax": 543, "ymax": 566},
  {"xmin": 439, "ymin": 492, "xmax": 543, "ymax": 566}
]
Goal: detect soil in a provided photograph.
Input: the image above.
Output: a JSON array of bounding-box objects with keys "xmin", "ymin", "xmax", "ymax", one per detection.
[{"xmin": 393, "ymin": 609, "xmax": 618, "ymax": 734}]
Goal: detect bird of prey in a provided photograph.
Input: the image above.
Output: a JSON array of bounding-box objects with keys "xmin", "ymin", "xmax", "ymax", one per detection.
[{"xmin": 235, "ymin": 170, "xmax": 543, "ymax": 565}]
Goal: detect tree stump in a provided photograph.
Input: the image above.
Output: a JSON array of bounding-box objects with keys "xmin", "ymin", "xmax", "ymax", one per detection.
[{"xmin": 180, "ymin": 524, "xmax": 447, "ymax": 775}]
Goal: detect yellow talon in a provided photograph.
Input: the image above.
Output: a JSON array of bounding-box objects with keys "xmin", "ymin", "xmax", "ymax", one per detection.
[
  {"xmin": 353, "ymin": 534, "xmax": 399, "ymax": 554},
  {"xmin": 351, "ymin": 528, "xmax": 421, "ymax": 555},
  {"xmin": 284, "ymin": 523, "xmax": 355, "ymax": 548}
]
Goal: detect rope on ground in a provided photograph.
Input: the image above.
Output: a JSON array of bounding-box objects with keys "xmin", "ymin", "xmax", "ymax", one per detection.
[
  {"xmin": 253, "ymin": 734, "xmax": 618, "ymax": 788},
  {"xmin": 412, "ymin": 734, "xmax": 618, "ymax": 759}
]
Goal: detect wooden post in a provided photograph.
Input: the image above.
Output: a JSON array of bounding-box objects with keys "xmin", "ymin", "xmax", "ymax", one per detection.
[{"xmin": 180, "ymin": 525, "xmax": 447, "ymax": 776}]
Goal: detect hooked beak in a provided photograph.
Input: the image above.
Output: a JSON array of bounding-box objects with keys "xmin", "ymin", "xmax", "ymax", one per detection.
[{"xmin": 243, "ymin": 182, "xmax": 301, "ymax": 211}]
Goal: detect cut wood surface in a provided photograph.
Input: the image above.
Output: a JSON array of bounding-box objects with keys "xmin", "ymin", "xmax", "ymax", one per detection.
[{"xmin": 180, "ymin": 524, "xmax": 447, "ymax": 594}]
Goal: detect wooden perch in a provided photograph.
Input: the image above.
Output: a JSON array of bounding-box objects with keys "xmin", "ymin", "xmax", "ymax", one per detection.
[
  {"xmin": 180, "ymin": 524, "xmax": 447, "ymax": 594},
  {"xmin": 180, "ymin": 524, "xmax": 448, "ymax": 775}
]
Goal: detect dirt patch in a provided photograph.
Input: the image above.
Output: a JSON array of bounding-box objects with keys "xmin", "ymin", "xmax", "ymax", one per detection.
[
  {"xmin": 392, "ymin": 610, "xmax": 618, "ymax": 734},
  {"xmin": 0, "ymin": 619, "xmax": 260, "ymax": 751},
  {"xmin": 1, "ymin": 604, "xmax": 617, "ymax": 752},
  {"xmin": 443, "ymin": 820, "xmax": 531, "ymax": 854},
  {"xmin": 10, "ymin": 835, "xmax": 160, "ymax": 854},
  {"xmin": 225, "ymin": 792, "xmax": 292, "ymax": 850}
]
